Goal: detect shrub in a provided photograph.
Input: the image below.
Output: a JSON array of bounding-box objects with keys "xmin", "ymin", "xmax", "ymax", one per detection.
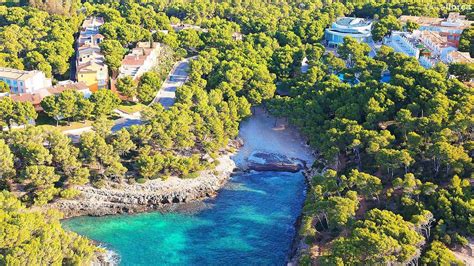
[
  {"xmin": 181, "ymin": 172, "xmax": 199, "ymax": 179},
  {"xmin": 136, "ymin": 178, "xmax": 147, "ymax": 184},
  {"xmin": 92, "ymin": 179, "xmax": 106, "ymax": 189},
  {"xmin": 60, "ymin": 188, "xmax": 81, "ymax": 199}
]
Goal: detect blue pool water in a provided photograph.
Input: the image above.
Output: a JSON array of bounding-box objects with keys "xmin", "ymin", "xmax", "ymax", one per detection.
[
  {"xmin": 63, "ymin": 171, "xmax": 306, "ymax": 265},
  {"xmin": 338, "ymin": 73, "xmax": 391, "ymax": 83},
  {"xmin": 381, "ymin": 73, "xmax": 391, "ymax": 83}
]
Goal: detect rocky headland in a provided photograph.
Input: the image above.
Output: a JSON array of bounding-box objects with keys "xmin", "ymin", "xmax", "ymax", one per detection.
[{"xmin": 52, "ymin": 153, "xmax": 236, "ymax": 218}]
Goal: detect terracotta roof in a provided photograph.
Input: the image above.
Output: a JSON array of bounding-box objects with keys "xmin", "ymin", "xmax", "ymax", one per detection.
[
  {"xmin": 399, "ymin": 13, "xmax": 471, "ymax": 31},
  {"xmin": 122, "ymin": 55, "xmax": 147, "ymax": 66},
  {"xmin": 399, "ymin": 15, "xmax": 442, "ymax": 25},
  {"xmin": 121, "ymin": 46, "xmax": 157, "ymax": 66},
  {"xmin": 47, "ymin": 81, "xmax": 89, "ymax": 94},
  {"xmin": 448, "ymin": 51, "xmax": 474, "ymax": 64},
  {"xmin": 8, "ymin": 81, "xmax": 91, "ymax": 109},
  {"xmin": 77, "ymin": 61, "xmax": 107, "ymax": 73},
  {"xmin": 420, "ymin": 31, "xmax": 453, "ymax": 48},
  {"xmin": 10, "ymin": 93, "xmax": 43, "ymax": 105}
]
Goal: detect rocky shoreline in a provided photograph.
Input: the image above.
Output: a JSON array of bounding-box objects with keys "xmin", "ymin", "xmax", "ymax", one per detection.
[
  {"xmin": 52, "ymin": 153, "xmax": 236, "ymax": 218},
  {"xmin": 287, "ymin": 167, "xmax": 325, "ymax": 265},
  {"xmin": 52, "ymin": 148, "xmax": 311, "ymax": 218}
]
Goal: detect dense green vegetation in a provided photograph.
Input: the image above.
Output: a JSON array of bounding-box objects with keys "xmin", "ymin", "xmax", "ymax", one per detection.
[
  {"xmin": 459, "ymin": 26, "xmax": 473, "ymax": 57},
  {"xmin": 0, "ymin": 96, "xmax": 37, "ymax": 129},
  {"xmin": 0, "ymin": 0, "xmax": 472, "ymax": 264},
  {"xmin": 0, "ymin": 191, "xmax": 99, "ymax": 264},
  {"xmin": 269, "ymin": 26, "xmax": 473, "ymax": 266},
  {"xmin": 0, "ymin": 6, "xmax": 81, "ymax": 79}
]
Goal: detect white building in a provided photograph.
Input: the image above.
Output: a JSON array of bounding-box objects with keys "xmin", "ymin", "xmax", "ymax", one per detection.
[
  {"xmin": 384, "ymin": 31, "xmax": 420, "ymax": 58},
  {"xmin": 76, "ymin": 17, "xmax": 108, "ymax": 91},
  {"xmin": 118, "ymin": 42, "xmax": 161, "ymax": 80},
  {"xmin": 325, "ymin": 17, "xmax": 373, "ymax": 47},
  {"xmin": 0, "ymin": 67, "xmax": 52, "ymax": 94},
  {"xmin": 77, "ymin": 17, "xmax": 105, "ymax": 47},
  {"xmin": 417, "ymin": 31, "xmax": 457, "ymax": 62},
  {"xmin": 384, "ymin": 30, "xmax": 471, "ymax": 68}
]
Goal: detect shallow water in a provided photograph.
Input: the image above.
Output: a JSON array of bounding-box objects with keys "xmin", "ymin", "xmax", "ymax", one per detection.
[{"xmin": 63, "ymin": 171, "xmax": 306, "ymax": 265}]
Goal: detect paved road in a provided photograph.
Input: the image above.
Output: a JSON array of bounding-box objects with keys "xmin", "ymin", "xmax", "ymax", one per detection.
[
  {"xmin": 111, "ymin": 117, "xmax": 142, "ymax": 131},
  {"xmin": 65, "ymin": 57, "xmax": 193, "ymax": 142},
  {"xmin": 152, "ymin": 57, "xmax": 193, "ymax": 108},
  {"xmin": 65, "ymin": 117, "xmax": 142, "ymax": 143}
]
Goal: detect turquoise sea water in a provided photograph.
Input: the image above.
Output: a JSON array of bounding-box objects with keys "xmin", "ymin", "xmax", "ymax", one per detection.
[{"xmin": 63, "ymin": 171, "xmax": 306, "ymax": 265}]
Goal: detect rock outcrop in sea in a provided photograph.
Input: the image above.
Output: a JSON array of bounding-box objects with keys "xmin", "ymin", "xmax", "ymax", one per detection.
[{"xmin": 246, "ymin": 151, "xmax": 306, "ymax": 172}]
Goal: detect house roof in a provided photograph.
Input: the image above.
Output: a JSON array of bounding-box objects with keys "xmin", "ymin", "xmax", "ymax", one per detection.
[
  {"xmin": 399, "ymin": 12, "xmax": 472, "ymax": 31},
  {"xmin": 78, "ymin": 45, "xmax": 101, "ymax": 51},
  {"xmin": 8, "ymin": 81, "xmax": 91, "ymax": 109},
  {"xmin": 10, "ymin": 93, "xmax": 43, "ymax": 105},
  {"xmin": 122, "ymin": 55, "xmax": 147, "ymax": 66},
  {"xmin": 77, "ymin": 61, "xmax": 107, "ymax": 73},
  {"xmin": 420, "ymin": 31, "xmax": 453, "ymax": 48},
  {"xmin": 81, "ymin": 16, "xmax": 105, "ymax": 28},
  {"xmin": 121, "ymin": 42, "xmax": 159, "ymax": 66},
  {"xmin": 448, "ymin": 51, "xmax": 474, "ymax": 64},
  {"xmin": 335, "ymin": 17, "xmax": 372, "ymax": 28},
  {"xmin": 0, "ymin": 67, "xmax": 44, "ymax": 81},
  {"xmin": 47, "ymin": 81, "xmax": 89, "ymax": 94}
]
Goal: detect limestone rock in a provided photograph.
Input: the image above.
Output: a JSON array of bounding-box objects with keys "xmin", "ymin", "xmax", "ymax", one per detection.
[
  {"xmin": 246, "ymin": 151, "xmax": 305, "ymax": 172},
  {"xmin": 51, "ymin": 154, "xmax": 236, "ymax": 218}
]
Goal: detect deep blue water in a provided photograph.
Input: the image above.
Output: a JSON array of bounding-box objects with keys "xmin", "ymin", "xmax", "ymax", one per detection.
[{"xmin": 63, "ymin": 171, "xmax": 306, "ymax": 265}]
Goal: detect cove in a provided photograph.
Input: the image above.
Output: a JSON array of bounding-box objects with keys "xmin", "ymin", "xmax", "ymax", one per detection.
[
  {"xmin": 63, "ymin": 110, "xmax": 314, "ymax": 265},
  {"xmin": 64, "ymin": 171, "xmax": 306, "ymax": 265}
]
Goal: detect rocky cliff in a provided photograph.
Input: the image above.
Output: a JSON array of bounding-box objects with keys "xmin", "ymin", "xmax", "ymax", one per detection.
[{"xmin": 53, "ymin": 154, "xmax": 236, "ymax": 218}]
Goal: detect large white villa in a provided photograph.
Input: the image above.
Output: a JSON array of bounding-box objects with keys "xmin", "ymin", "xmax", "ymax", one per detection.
[{"xmin": 325, "ymin": 17, "xmax": 373, "ymax": 47}]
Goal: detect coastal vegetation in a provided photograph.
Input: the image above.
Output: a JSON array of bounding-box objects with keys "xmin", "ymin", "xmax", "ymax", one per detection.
[
  {"xmin": 0, "ymin": 0, "xmax": 472, "ymax": 264},
  {"xmin": 266, "ymin": 12, "xmax": 473, "ymax": 266},
  {"xmin": 0, "ymin": 191, "xmax": 99, "ymax": 265}
]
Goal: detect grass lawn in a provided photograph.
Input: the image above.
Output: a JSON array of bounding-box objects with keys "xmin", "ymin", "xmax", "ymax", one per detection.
[
  {"xmin": 117, "ymin": 102, "xmax": 146, "ymax": 114},
  {"xmin": 37, "ymin": 121, "xmax": 93, "ymax": 132},
  {"xmin": 36, "ymin": 112, "xmax": 92, "ymax": 132}
]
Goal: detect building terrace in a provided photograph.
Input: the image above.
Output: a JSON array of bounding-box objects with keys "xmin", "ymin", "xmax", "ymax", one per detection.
[{"xmin": 399, "ymin": 12, "xmax": 472, "ymax": 47}]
